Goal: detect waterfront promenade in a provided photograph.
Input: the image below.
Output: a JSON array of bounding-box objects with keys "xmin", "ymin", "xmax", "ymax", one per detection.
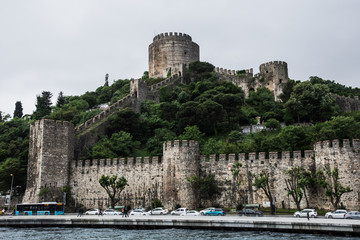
[{"xmin": 1, "ymin": 215, "xmax": 359, "ymax": 236}]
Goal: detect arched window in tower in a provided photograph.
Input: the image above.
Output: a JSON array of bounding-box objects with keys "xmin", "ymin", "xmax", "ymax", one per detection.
[
  {"xmin": 184, "ymin": 51, "xmax": 187, "ymax": 55},
  {"xmin": 279, "ymin": 79, "xmax": 282, "ymax": 83}
]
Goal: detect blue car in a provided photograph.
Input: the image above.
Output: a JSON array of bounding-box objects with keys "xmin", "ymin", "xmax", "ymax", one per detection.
[{"xmin": 203, "ymin": 208, "xmax": 226, "ymax": 216}]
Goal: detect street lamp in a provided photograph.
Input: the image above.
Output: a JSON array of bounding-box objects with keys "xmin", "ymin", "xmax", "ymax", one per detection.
[
  {"xmin": 148, "ymin": 188, "xmax": 152, "ymax": 214},
  {"xmin": 243, "ymin": 189, "xmax": 247, "ymax": 216},
  {"xmin": 74, "ymin": 181, "xmax": 78, "ymax": 208},
  {"xmin": 9, "ymin": 174, "xmax": 14, "ymax": 210}
]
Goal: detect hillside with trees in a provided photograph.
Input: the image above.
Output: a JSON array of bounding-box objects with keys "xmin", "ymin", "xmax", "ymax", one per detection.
[{"xmin": 1, "ymin": 61, "xmax": 360, "ymax": 195}]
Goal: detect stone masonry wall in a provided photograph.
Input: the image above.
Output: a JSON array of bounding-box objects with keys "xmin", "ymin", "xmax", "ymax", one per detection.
[
  {"xmin": 23, "ymin": 119, "xmax": 74, "ymax": 203},
  {"xmin": 70, "ymin": 156, "xmax": 164, "ymax": 210},
  {"xmin": 68, "ymin": 139, "xmax": 359, "ymax": 211}
]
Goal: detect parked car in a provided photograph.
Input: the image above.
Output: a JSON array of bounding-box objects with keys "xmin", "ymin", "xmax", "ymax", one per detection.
[
  {"xmin": 171, "ymin": 208, "xmax": 189, "ymax": 215},
  {"xmin": 129, "ymin": 209, "xmax": 147, "ymax": 216},
  {"xmin": 150, "ymin": 207, "xmax": 169, "ymax": 215},
  {"xmin": 200, "ymin": 207, "xmax": 216, "ymax": 216},
  {"xmin": 103, "ymin": 209, "xmax": 120, "ymax": 215},
  {"xmin": 325, "ymin": 209, "xmax": 348, "ymax": 219},
  {"xmin": 180, "ymin": 210, "xmax": 200, "ymax": 216},
  {"xmin": 85, "ymin": 208, "xmax": 100, "ymax": 215},
  {"xmin": 203, "ymin": 208, "xmax": 226, "ymax": 216},
  {"xmin": 293, "ymin": 209, "xmax": 318, "ymax": 218},
  {"xmin": 134, "ymin": 207, "xmax": 146, "ymax": 212},
  {"xmin": 238, "ymin": 209, "xmax": 263, "ymax": 217},
  {"xmin": 345, "ymin": 211, "xmax": 360, "ymax": 219}
]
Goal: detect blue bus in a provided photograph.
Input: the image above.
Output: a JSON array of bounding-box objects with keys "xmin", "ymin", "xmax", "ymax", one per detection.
[{"xmin": 15, "ymin": 202, "xmax": 64, "ymax": 215}]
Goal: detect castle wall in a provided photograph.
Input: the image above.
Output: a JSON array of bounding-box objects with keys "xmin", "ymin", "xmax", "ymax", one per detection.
[
  {"xmin": 70, "ymin": 156, "xmax": 164, "ymax": 210},
  {"xmin": 149, "ymin": 32, "xmax": 199, "ymax": 78},
  {"xmin": 214, "ymin": 61, "xmax": 288, "ymax": 101},
  {"xmin": 23, "ymin": 119, "xmax": 74, "ymax": 203}
]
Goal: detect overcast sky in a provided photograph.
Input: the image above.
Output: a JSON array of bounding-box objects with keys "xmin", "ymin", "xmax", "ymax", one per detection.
[{"xmin": 1, "ymin": 0, "xmax": 359, "ymax": 116}]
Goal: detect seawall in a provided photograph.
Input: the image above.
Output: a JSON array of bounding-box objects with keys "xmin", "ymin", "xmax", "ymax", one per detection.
[{"xmin": 0, "ymin": 216, "xmax": 359, "ymax": 236}]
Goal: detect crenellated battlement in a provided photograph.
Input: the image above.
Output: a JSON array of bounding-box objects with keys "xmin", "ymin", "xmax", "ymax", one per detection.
[
  {"xmin": 152, "ymin": 32, "xmax": 192, "ymax": 42},
  {"xmin": 199, "ymin": 149, "xmax": 314, "ymax": 164},
  {"xmin": 314, "ymin": 139, "xmax": 360, "ymax": 151},
  {"xmin": 259, "ymin": 61, "xmax": 288, "ymax": 69},
  {"xmin": 214, "ymin": 67, "xmax": 253, "ymax": 76},
  {"xmin": 149, "ymin": 74, "xmax": 180, "ymax": 91},
  {"xmin": 75, "ymin": 156, "xmax": 162, "ymax": 169},
  {"xmin": 163, "ymin": 139, "xmax": 199, "ymax": 151}
]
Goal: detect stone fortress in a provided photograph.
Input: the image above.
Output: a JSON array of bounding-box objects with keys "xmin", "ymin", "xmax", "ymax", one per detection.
[{"xmin": 23, "ymin": 32, "xmax": 360, "ymax": 211}]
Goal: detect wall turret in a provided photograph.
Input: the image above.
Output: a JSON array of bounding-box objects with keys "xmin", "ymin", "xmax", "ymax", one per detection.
[
  {"xmin": 149, "ymin": 32, "xmax": 199, "ymax": 78},
  {"xmin": 259, "ymin": 61, "xmax": 288, "ymax": 101},
  {"xmin": 23, "ymin": 119, "xmax": 74, "ymax": 203},
  {"xmin": 162, "ymin": 140, "xmax": 200, "ymax": 209}
]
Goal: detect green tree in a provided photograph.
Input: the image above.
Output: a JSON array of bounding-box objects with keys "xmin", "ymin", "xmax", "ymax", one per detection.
[
  {"xmin": 231, "ymin": 162, "xmax": 243, "ymax": 206},
  {"xmin": 179, "ymin": 126, "xmax": 205, "ymax": 143},
  {"xmin": 56, "ymin": 91, "xmax": 66, "ymax": 108},
  {"xmin": 33, "ymin": 91, "xmax": 53, "ymax": 120},
  {"xmin": 265, "ymin": 118, "xmax": 281, "ymax": 130},
  {"xmin": 284, "ymin": 167, "xmax": 306, "ymax": 211},
  {"xmin": 253, "ymin": 171, "xmax": 275, "ymax": 214},
  {"xmin": 285, "ymin": 81, "xmax": 338, "ymax": 122},
  {"xmin": 13, "ymin": 101, "xmax": 23, "ymax": 118},
  {"xmin": 316, "ymin": 166, "xmax": 352, "ymax": 210},
  {"xmin": 318, "ymin": 116, "xmax": 360, "ymax": 140},
  {"xmin": 188, "ymin": 61, "xmax": 215, "ymax": 81},
  {"xmin": 99, "ymin": 175, "xmax": 128, "ymax": 209},
  {"xmin": 186, "ymin": 173, "xmax": 220, "ymax": 206}
]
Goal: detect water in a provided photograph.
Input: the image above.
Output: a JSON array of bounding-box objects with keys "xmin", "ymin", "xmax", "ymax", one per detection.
[{"xmin": 0, "ymin": 228, "xmax": 356, "ymax": 240}]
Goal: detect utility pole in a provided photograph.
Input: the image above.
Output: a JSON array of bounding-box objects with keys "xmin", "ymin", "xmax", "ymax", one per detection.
[
  {"xmin": 148, "ymin": 188, "xmax": 152, "ymax": 214},
  {"xmin": 9, "ymin": 174, "xmax": 14, "ymax": 210}
]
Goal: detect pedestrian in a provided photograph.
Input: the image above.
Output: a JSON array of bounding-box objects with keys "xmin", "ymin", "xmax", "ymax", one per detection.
[
  {"xmin": 124, "ymin": 207, "xmax": 128, "ymax": 218},
  {"xmin": 99, "ymin": 208, "xmax": 102, "ymax": 216},
  {"xmin": 307, "ymin": 211, "xmax": 310, "ymax": 221},
  {"xmin": 122, "ymin": 207, "xmax": 125, "ymax": 218},
  {"xmin": 77, "ymin": 208, "xmax": 82, "ymax": 217}
]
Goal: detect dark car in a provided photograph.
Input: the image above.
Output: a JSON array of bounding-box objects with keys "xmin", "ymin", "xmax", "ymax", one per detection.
[{"xmin": 238, "ymin": 209, "xmax": 263, "ymax": 216}]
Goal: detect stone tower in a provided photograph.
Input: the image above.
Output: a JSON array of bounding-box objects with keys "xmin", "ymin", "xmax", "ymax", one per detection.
[
  {"xmin": 22, "ymin": 119, "xmax": 74, "ymax": 203},
  {"xmin": 148, "ymin": 32, "xmax": 200, "ymax": 78},
  {"xmin": 162, "ymin": 140, "xmax": 200, "ymax": 209},
  {"xmin": 259, "ymin": 61, "xmax": 288, "ymax": 101}
]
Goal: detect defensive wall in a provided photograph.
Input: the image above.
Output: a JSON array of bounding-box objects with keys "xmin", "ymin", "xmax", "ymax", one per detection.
[
  {"xmin": 24, "ymin": 118, "xmax": 360, "ymax": 211},
  {"xmin": 214, "ymin": 61, "xmax": 288, "ymax": 101}
]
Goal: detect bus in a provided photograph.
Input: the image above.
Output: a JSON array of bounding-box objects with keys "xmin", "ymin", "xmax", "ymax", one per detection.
[{"xmin": 15, "ymin": 202, "xmax": 64, "ymax": 215}]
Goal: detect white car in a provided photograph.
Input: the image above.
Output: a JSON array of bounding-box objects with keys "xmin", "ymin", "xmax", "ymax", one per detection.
[
  {"xmin": 103, "ymin": 209, "xmax": 120, "ymax": 215},
  {"xmin": 180, "ymin": 210, "xmax": 200, "ymax": 216},
  {"xmin": 150, "ymin": 207, "xmax": 169, "ymax": 215},
  {"xmin": 134, "ymin": 207, "xmax": 146, "ymax": 212},
  {"xmin": 293, "ymin": 209, "xmax": 317, "ymax": 218},
  {"xmin": 85, "ymin": 208, "xmax": 100, "ymax": 215},
  {"xmin": 325, "ymin": 209, "xmax": 348, "ymax": 219},
  {"xmin": 171, "ymin": 208, "xmax": 189, "ymax": 215},
  {"xmin": 129, "ymin": 209, "xmax": 148, "ymax": 216},
  {"xmin": 200, "ymin": 207, "xmax": 215, "ymax": 216}
]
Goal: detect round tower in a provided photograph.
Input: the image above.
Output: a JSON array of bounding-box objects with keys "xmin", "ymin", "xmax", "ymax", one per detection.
[
  {"xmin": 259, "ymin": 61, "xmax": 288, "ymax": 101},
  {"xmin": 149, "ymin": 32, "xmax": 200, "ymax": 78}
]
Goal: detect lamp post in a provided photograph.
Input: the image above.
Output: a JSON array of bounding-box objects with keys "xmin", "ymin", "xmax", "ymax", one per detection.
[
  {"xmin": 74, "ymin": 181, "xmax": 78, "ymax": 209},
  {"xmin": 148, "ymin": 188, "xmax": 152, "ymax": 214},
  {"xmin": 243, "ymin": 189, "xmax": 247, "ymax": 216},
  {"xmin": 9, "ymin": 174, "xmax": 14, "ymax": 210}
]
